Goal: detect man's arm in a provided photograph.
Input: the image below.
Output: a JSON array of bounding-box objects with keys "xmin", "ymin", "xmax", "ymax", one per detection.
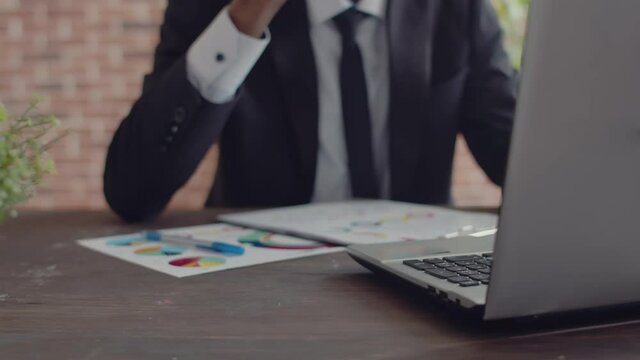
[
  {"xmin": 104, "ymin": 0, "xmax": 286, "ymax": 222},
  {"xmin": 460, "ymin": 0, "xmax": 519, "ymax": 187}
]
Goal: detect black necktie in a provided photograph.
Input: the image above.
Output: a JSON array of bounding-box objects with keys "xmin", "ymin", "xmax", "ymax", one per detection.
[{"xmin": 333, "ymin": 8, "xmax": 380, "ymax": 199}]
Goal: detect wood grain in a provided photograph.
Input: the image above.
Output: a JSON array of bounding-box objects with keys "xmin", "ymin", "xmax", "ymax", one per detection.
[{"xmin": 2, "ymin": 210, "xmax": 640, "ymax": 359}]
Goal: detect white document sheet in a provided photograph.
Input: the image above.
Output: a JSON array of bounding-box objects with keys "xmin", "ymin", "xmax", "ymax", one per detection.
[
  {"xmin": 78, "ymin": 224, "xmax": 343, "ymax": 278},
  {"xmin": 219, "ymin": 200, "xmax": 498, "ymax": 245}
]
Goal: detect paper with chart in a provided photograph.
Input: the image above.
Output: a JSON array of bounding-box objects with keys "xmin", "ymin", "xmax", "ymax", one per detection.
[
  {"xmin": 78, "ymin": 224, "xmax": 342, "ymax": 278},
  {"xmin": 219, "ymin": 200, "xmax": 498, "ymax": 245}
]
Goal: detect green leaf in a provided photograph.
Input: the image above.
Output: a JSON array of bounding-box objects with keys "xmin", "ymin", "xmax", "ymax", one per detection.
[
  {"xmin": 0, "ymin": 104, "xmax": 7, "ymax": 123},
  {"xmin": 491, "ymin": 0, "xmax": 531, "ymax": 69},
  {"xmin": 0, "ymin": 97, "xmax": 66, "ymax": 221}
]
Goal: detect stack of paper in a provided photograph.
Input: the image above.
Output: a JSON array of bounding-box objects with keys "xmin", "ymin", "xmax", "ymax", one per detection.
[{"xmin": 219, "ymin": 200, "xmax": 498, "ymax": 245}]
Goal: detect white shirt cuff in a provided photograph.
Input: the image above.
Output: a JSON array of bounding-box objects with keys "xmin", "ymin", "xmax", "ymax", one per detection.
[{"xmin": 186, "ymin": 7, "xmax": 270, "ymax": 104}]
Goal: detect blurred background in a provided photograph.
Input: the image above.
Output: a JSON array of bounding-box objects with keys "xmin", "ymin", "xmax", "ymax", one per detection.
[{"xmin": 0, "ymin": 0, "xmax": 529, "ymax": 212}]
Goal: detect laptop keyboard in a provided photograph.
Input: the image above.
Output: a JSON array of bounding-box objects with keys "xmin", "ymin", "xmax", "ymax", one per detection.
[{"xmin": 402, "ymin": 253, "xmax": 492, "ymax": 287}]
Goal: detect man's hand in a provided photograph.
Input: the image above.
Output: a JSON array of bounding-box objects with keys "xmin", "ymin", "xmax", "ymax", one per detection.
[{"xmin": 228, "ymin": 0, "xmax": 288, "ymax": 38}]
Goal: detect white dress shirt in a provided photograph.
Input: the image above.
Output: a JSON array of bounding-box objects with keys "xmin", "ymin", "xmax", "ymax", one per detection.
[{"xmin": 186, "ymin": 0, "xmax": 390, "ymax": 202}]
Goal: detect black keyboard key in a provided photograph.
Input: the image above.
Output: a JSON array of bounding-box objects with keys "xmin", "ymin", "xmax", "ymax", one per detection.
[
  {"xmin": 423, "ymin": 258, "xmax": 445, "ymax": 264},
  {"xmin": 446, "ymin": 266, "xmax": 467, "ymax": 272},
  {"xmin": 479, "ymin": 268, "xmax": 492, "ymax": 274},
  {"xmin": 424, "ymin": 269, "xmax": 458, "ymax": 279},
  {"xmin": 459, "ymin": 281, "xmax": 481, "ymax": 287},
  {"xmin": 443, "ymin": 255, "xmax": 480, "ymax": 262},
  {"xmin": 466, "ymin": 265, "xmax": 489, "ymax": 271},
  {"xmin": 436, "ymin": 262, "xmax": 457, "ymax": 268},
  {"xmin": 454, "ymin": 260, "xmax": 476, "ymax": 266},
  {"xmin": 403, "ymin": 260, "xmax": 422, "ymax": 266},
  {"xmin": 469, "ymin": 274, "xmax": 490, "ymax": 281},
  {"xmin": 475, "ymin": 259, "xmax": 492, "ymax": 266},
  {"xmin": 414, "ymin": 263, "xmax": 438, "ymax": 271},
  {"xmin": 457, "ymin": 270, "xmax": 479, "ymax": 277},
  {"xmin": 447, "ymin": 276, "xmax": 472, "ymax": 284},
  {"xmin": 403, "ymin": 260, "xmax": 436, "ymax": 271}
]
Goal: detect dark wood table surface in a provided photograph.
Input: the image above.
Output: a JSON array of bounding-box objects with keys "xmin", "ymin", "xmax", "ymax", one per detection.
[{"xmin": 2, "ymin": 210, "xmax": 640, "ymax": 360}]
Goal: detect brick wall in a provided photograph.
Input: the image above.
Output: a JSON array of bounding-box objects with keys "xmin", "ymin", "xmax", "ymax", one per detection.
[{"xmin": 1, "ymin": 0, "xmax": 501, "ymax": 213}]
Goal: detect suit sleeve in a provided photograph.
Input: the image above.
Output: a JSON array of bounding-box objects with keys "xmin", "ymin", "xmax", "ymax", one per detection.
[
  {"xmin": 460, "ymin": 0, "xmax": 519, "ymax": 187},
  {"xmin": 104, "ymin": 0, "xmax": 236, "ymax": 222}
]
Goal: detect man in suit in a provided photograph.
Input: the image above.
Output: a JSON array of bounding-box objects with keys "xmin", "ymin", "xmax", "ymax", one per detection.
[{"xmin": 104, "ymin": 0, "xmax": 518, "ymax": 222}]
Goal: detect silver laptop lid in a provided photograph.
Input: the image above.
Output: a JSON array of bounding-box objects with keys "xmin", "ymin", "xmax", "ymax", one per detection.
[{"xmin": 485, "ymin": 0, "xmax": 640, "ymax": 320}]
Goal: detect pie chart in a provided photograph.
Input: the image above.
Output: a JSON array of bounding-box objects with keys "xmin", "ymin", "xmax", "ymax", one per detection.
[
  {"xmin": 239, "ymin": 231, "xmax": 329, "ymax": 250},
  {"xmin": 134, "ymin": 245, "xmax": 186, "ymax": 256},
  {"xmin": 169, "ymin": 256, "xmax": 226, "ymax": 268},
  {"xmin": 107, "ymin": 237, "xmax": 152, "ymax": 247}
]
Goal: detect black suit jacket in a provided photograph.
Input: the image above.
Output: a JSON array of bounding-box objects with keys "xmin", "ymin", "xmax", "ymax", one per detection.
[{"xmin": 104, "ymin": 0, "xmax": 518, "ymax": 222}]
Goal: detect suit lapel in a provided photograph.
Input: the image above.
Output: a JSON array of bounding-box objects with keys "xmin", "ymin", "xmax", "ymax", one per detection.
[
  {"xmin": 269, "ymin": 1, "xmax": 319, "ymax": 202},
  {"xmin": 387, "ymin": 0, "xmax": 440, "ymax": 201}
]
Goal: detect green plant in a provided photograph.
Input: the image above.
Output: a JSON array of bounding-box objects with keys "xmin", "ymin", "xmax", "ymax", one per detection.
[
  {"xmin": 0, "ymin": 98, "xmax": 65, "ymax": 221},
  {"xmin": 492, "ymin": 0, "xmax": 531, "ymax": 68}
]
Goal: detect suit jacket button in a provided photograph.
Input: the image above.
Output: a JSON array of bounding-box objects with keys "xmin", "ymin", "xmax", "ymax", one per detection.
[
  {"xmin": 174, "ymin": 107, "xmax": 186, "ymax": 123},
  {"xmin": 216, "ymin": 52, "xmax": 225, "ymax": 62},
  {"xmin": 164, "ymin": 135, "xmax": 174, "ymax": 144},
  {"xmin": 170, "ymin": 125, "xmax": 179, "ymax": 134}
]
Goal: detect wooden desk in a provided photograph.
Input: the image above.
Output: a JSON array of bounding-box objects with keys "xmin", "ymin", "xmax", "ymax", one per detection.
[{"xmin": 2, "ymin": 210, "xmax": 640, "ymax": 359}]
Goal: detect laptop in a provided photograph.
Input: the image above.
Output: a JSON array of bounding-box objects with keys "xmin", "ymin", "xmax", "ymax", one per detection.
[{"xmin": 348, "ymin": 0, "xmax": 640, "ymax": 320}]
